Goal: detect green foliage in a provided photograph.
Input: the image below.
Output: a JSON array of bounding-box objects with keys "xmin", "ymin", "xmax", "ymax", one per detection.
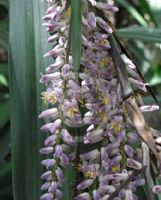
[
  {"xmin": 0, "ymin": 0, "xmax": 160, "ymax": 199},
  {"xmin": 118, "ymin": 27, "xmax": 161, "ymax": 43},
  {"xmin": 71, "ymin": 0, "xmax": 82, "ymax": 72},
  {"xmin": 0, "ymin": 0, "xmax": 11, "ymax": 199},
  {"xmin": 9, "ymin": 0, "xmax": 50, "ymax": 199},
  {"xmin": 116, "ymin": 0, "xmax": 148, "ymax": 27},
  {"xmin": 0, "ymin": 160, "xmax": 13, "ymax": 200}
]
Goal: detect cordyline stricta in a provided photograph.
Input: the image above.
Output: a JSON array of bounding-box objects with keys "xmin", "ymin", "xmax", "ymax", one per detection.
[{"xmin": 38, "ymin": 0, "xmax": 161, "ymax": 199}]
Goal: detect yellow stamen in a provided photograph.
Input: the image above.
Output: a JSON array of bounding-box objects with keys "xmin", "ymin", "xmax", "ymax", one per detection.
[
  {"xmin": 67, "ymin": 107, "xmax": 78, "ymax": 117},
  {"xmin": 85, "ymin": 171, "xmax": 94, "ymax": 179},
  {"xmin": 100, "ymin": 58, "xmax": 109, "ymax": 66},
  {"xmin": 75, "ymin": 164, "xmax": 81, "ymax": 171},
  {"xmin": 101, "ymin": 39, "xmax": 109, "ymax": 46},
  {"xmin": 65, "ymin": 6, "xmax": 71, "ymax": 18},
  {"xmin": 79, "ymin": 98, "xmax": 86, "ymax": 105},
  {"xmin": 41, "ymin": 92, "xmax": 57, "ymax": 105},
  {"xmin": 110, "ymin": 121, "xmax": 121, "ymax": 133},
  {"xmin": 111, "ymin": 165, "xmax": 120, "ymax": 173},
  {"xmin": 102, "ymin": 98, "xmax": 109, "ymax": 105},
  {"xmin": 100, "ymin": 57, "xmax": 110, "ymax": 66},
  {"xmin": 98, "ymin": 112, "xmax": 109, "ymax": 123}
]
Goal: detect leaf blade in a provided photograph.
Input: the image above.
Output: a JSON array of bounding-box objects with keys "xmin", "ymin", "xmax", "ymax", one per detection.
[
  {"xmin": 9, "ymin": 1, "xmax": 49, "ymax": 199},
  {"xmin": 117, "ymin": 27, "xmax": 161, "ymax": 43},
  {"xmin": 70, "ymin": 0, "xmax": 82, "ymax": 72}
]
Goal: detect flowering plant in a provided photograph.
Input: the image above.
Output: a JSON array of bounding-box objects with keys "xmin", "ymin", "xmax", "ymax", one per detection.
[{"xmin": 39, "ymin": 1, "xmax": 161, "ymax": 199}]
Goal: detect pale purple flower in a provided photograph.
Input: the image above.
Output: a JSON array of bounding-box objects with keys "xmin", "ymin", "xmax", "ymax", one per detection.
[
  {"xmin": 39, "ymin": 108, "xmax": 58, "ymax": 119},
  {"xmin": 41, "ymin": 171, "xmax": 52, "ymax": 181},
  {"xmin": 40, "ymin": 123, "xmax": 53, "ymax": 132},
  {"xmin": 55, "ymin": 145, "xmax": 63, "ymax": 157},
  {"xmin": 126, "ymin": 159, "xmax": 142, "ymax": 170},
  {"xmin": 153, "ymin": 185, "xmax": 161, "ymax": 193},
  {"xmin": 55, "ymin": 189, "xmax": 63, "ymax": 199},
  {"xmin": 48, "ymin": 181, "xmax": 57, "ymax": 193},
  {"xmin": 60, "ymin": 153, "xmax": 69, "ymax": 166},
  {"xmin": 96, "ymin": 17, "xmax": 113, "ymax": 33},
  {"xmin": 40, "ymin": 147, "xmax": 54, "ymax": 155},
  {"xmin": 40, "ymin": 193, "xmax": 53, "ymax": 200},
  {"xmin": 41, "ymin": 159, "xmax": 56, "ymax": 169},
  {"xmin": 40, "ymin": 72, "xmax": 61, "ymax": 83},
  {"xmin": 41, "ymin": 182, "xmax": 50, "ymax": 191},
  {"xmin": 93, "ymin": 190, "xmax": 101, "ymax": 200},
  {"xmin": 124, "ymin": 145, "xmax": 134, "ymax": 157},
  {"xmin": 87, "ymin": 12, "xmax": 96, "ymax": 29},
  {"xmin": 80, "ymin": 149, "xmax": 100, "ymax": 161},
  {"xmin": 125, "ymin": 189, "xmax": 133, "ymax": 200},
  {"xmin": 44, "ymin": 135, "xmax": 57, "ymax": 146},
  {"xmin": 74, "ymin": 192, "xmax": 91, "ymax": 200},
  {"xmin": 77, "ymin": 179, "xmax": 94, "ymax": 190},
  {"xmin": 139, "ymin": 105, "xmax": 159, "ymax": 112},
  {"xmin": 50, "ymin": 119, "xmax": 61, "ymax": 133}
]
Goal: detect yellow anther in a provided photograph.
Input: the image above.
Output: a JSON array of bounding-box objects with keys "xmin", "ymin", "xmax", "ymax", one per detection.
[
  {"xmin": 99, "ymin": 55, "xmax": 112, "ymax": 67},
  {"xmin": 79, "ymin": 98, "xmax": 86, "ymax": 105},
  {"xmin": 67, "ymin": 107, "xmax": 78, "ymax": 117},
  {"xmin": 110, "ymin": 121, "xmax": 121, "ymax": 133},
  {"xmin": 101, "ymin": 39, "xmax": 109, "ymax": 46},
  {"xmin": 100, "ymin": 57, "xmax": 110, "ymax": 66},
  {"xmin": 75, "ymin": 164, "xmax": 81, "ymax": 171},
  {"xmin": 102, "ymin": 98, "xmax": 109, "ymax": 105},
  {"xmin": 111, "ymin": 165, "xmax": 120, "ymax": 173},
  {"xmin": 65, "ymin": 6, "xmax": 71, "ymax": 18},
  {"xmin": 98, "ymin": 112, "xmax": 109, "ymax": 123},
  {"xmin": 41, "ymin": 92, "xmax": 57, "ymax": 105},
  {"xmin": 85, "ymin": 171, "xmax": 94, "ymax": 179}
]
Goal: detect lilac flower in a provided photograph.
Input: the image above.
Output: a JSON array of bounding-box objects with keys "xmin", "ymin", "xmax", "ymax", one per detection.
[
  {"xmin": 41, "ymin": 159, "xmax": 56, "ymax": 169},
  {"xmin": 77, "ymin": 179, "xmax": 94, "ymax": 191},
  {"xmin": 41, "ymin": 171, "xmax": 52, "ymax": 181},
  {"xmin": 40, "ymin": 147, "xmax": 54, "ymax": 155},
  {"xmin": 153, "ymin": 185, "xmax": 161, "ymax": 193},
  {"xmin": 39, "ymin": 1, "xmax": 77, "ymax": 198},
  {"xmin": 74, "ymin": 192, "xmax": 91, "ymax": 200},
  {"xmin": 41, "ymin": 182, "xmax": 50, "ymax": 191},
  {"xmin": 39, "ymin": 1, "xmax": 161, "ymax": 199}
]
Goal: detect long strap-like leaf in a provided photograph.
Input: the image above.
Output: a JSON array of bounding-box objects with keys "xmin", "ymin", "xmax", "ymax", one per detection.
[
  {"xmin": 9, "ymin": 1, "xmax": 49, "ymax": 199},
  {"xmin": 70, "ymin": 0, "xmax": 82, "ymax": 72}
]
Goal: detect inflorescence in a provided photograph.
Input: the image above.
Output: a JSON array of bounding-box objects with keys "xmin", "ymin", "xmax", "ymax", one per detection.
[{"xmin": 39, "ymin": 0, "xmax": 161, "ymax": 199}]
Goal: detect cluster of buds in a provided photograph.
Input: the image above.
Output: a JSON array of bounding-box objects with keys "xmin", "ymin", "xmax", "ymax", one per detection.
[{"xmin": 39, "ymin": 0, "xmax": 161, "ymax": 199}]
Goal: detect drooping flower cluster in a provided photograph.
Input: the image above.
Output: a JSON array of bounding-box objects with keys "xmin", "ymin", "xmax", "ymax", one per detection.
[
  {"xmin": 39, "ymin": 1, "xmax": 80, "ymax": 199},
  {"xmin": 39, "ymin": 0, "xmax": 161, "ymax": 199}
]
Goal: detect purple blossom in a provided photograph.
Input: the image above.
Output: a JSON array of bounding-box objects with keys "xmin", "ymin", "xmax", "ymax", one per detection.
[
  {"xmin": 39, "ymin": 1, "xmax": 161, "ymax": 199},
  {"xmin": 77, "ymin": 179, "xmax": 94, "ymax": 190}
]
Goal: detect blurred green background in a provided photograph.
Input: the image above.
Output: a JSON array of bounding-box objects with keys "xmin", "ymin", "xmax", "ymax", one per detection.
[{"xmin": 0, "ymin": 0, "xmax": 161, "ymax": 199}]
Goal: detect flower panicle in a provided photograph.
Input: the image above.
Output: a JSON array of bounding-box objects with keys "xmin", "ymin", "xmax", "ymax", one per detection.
[{"xmin": 39, "ymin": 0, "xmax": 161, "ymax": 199}]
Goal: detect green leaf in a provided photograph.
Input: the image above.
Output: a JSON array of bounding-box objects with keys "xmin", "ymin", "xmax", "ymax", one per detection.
[
  {"xmin": 117, "ymin": 27, "xmax": 161, "ymax": 43},
  {"xmin": 0, "ymin": 73, "xmax": 8, "ymax": 86},
  {"xmin": 0, "ymin": 18, "xmax": 9, "ymax": 47},
  {"xmin": 9, "ymin": 1, "xmax": 50, "ymax": 199},
  {"xmin": 71, "ymin": 0, "xmax": 82, "ymax": 72},
  {"xmin": 140, "ymin": 0, "xmax": 158, "ymax": 26},
  {"xmin": 0, "ymin": 126, "xmax": 10, "ymax": 161},
  {"xmin": 116, "ymin": 0, "xmax": 148, "ymax": 27},
  {"xmin": 0, "ymin": 0, "xmax": 9, "ymax": 8},
  {"xmin": 0, "ymin": 63, "xmax": 8, "ymax": 76},
  {"xmin": 0, "ymin": 100, "xmax": 10, "ymax": 128},
  {"xmin": 0, "ymin": 160, "xmax": 13, "ymax": 199},
  {"xmin": 150, "ymin": 74, "xmax": 161, "ymax": 86}
]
